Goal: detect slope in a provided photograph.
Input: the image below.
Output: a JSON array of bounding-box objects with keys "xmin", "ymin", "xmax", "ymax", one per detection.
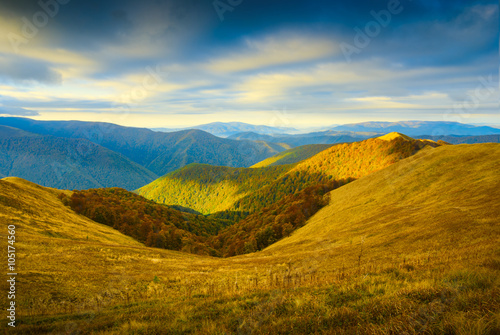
[
  {"xmin": 0, "ymin": 177, "xmax": 142, "ymax": 246},
  {"xmin": 0, "ymin": 126, "xmax": 158, "ymax": 190},
  {"xmin": 264, "ymin": 143, "xmax": 500, "ymax": 258},
  {"xmin": 0, "ymin": 117, "xmax": 289, "ymax": 176},
  {"xmin": 66, "ymin": 187, "xmax": 230, "ymax": 256},
  {"xmin": 208, "ymin": 134, "xmax": 442, "ymax": 255},
  {"xmin": 251, "ymin": 144, "xmax": 335, "ymax": 167}
]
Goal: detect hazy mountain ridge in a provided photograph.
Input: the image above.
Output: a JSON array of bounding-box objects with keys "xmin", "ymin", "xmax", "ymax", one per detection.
[
  {"xmin": 0, "ymin": 117, "xmax": 289, "ymax": 177},
  {"xmin": 0, "ymin": 126, "xmax": 158, "ymax": 190},
  {"xmin": 228, "ymin": 131, "xmax": 373, "ymax": 147},
  {"xmin": 330, "ymin": 121, "xmax": 500, "ymax": 136}
]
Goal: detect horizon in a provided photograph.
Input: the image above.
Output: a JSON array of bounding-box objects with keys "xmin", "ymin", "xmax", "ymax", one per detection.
[
  {"xmin": 2, "ymin": 115, "xmax": 500, "ymax": 132},
  {"xmin": 0, "ymin": 0, "xmax": 498, "ymax": 128}
]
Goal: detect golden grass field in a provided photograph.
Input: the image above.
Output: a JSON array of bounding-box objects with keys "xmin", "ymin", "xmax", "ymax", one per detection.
[{"xmin": 1, "ymin": 142, "xmax": 499, "ymax": 334}]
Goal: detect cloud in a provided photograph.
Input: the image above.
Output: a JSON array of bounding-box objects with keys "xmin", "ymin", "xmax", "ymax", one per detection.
[
  {"xmin": 207, "ymin": 34, "xmax": 340, "ymax": 73},
  {"xmin": 0, "ymin": 55, "xmax": 62, "ymax": 85},
  {"xmin": 0, "ymin": 106, "xmax": 39, "ymax": 116}
]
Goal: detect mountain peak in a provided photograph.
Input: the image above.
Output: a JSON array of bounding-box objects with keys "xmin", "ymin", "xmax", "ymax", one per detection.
[{"xmin": 378, "ymin": 132, "xmax": 414, "ymax": 141}]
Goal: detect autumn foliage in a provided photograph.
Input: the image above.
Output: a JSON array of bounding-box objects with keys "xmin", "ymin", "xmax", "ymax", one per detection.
[{"xmin": 67, "ymin": 188, "xmax": 227, "ymax": 255}]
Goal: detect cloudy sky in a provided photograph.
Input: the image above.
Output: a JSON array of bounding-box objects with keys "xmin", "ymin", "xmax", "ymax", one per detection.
[{"xmin": 0, "ymin": 0, "xmax": 498, "ymax": 128}]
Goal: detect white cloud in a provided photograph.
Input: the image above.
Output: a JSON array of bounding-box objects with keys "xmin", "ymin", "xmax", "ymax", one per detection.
[{"xmin": 207, "ymin": 33, "xmax": 339, "ymax": 73}]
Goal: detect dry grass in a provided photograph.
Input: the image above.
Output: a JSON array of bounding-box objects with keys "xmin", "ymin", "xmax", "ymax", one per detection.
[{"xmin": 1, "ymin": 143, "xmax": 499, "ymax": 334}]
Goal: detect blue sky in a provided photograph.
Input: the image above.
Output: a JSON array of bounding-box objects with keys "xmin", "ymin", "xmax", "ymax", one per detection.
[{"xmin": 0, "ymin": 0, "xmax": 498, "ymax": 128}]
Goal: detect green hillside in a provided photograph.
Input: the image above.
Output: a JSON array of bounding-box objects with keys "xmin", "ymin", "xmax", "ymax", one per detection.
[
  {"xmin": 137, "ymin": 163, "xmax": 291, "ymax": 214},
  {"xmin": 5, "ymin": 143, "xmax": 499, "ymax": 334},
  {"xmin": 251, "ymin": 144, "xmax": 335, "ymax": 167},
  {"xmin": 0, "ymin": 126, "xmax": 159, "ymax": 190}
]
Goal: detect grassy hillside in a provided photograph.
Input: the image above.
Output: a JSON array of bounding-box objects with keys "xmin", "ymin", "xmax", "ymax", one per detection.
[
  {"xmin": 0, "ymin": 126, "xmax": 158, "ymax": 190},
  {"xmin": 5, "ymin": 143, "xmax": 499, "ymax": 334},
  {"xmin": 0, "ymin": 117, "xmax": 289, "ymax": 176},
  {"xmin": 251, "ymin": 144, "xmax": 335, "ymax": 167},
  {"xmin": 206, "ymin": 134, "xmax": 441, "ymax": 255},
  {"xmin": 265, "ymin": 143, "xmax": 500, "ymax": 256},
  {"xmin": 0, "ymin": 177, "xmax": 143, "ymax": 246}
]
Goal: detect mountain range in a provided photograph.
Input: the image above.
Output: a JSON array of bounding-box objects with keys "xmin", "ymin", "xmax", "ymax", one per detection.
[
  {"xmin": 0, "ymin": 117, "xmax": 290, "ymax": 189},
  {"xmin": 0, "ymin": 117, "xmax": 499, "ymax": 190},
  {"xmin": 329, "ymin": 120, "xmax": 500, "ymax": 136},
  {"xmin": 0, "ymin": 125, "xmax": 158, "ymax": 190},
  {"xmin": 152, "ymin": 121, "xmax": 297, "ymax": 137},
  {"xmin": 137, "ymin": 133, "xmax": 440, "ymax": 217}
]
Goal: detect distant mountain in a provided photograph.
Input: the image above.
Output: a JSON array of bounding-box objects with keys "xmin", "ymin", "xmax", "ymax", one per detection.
[
  {"xmin": 420, "ymin": 134, "xmax": 500, "ymax": 144},
  {"xmin": 228, "ymin": 131, "xmax": 374, "ymax": 147},
  {"xmin": 152, "ymin": 121, "xmax": 297, "ymax": 138},
  {"xmin": 251, "ymin": 144, "xmax": 335, "ymax": 167},
  {"xmin": 0, "ymin": 117, "xmax": 289, "ymax": 177},
  {"xmin": 330, "ymin": 121, "xmax": 500, "ymax": 136},
  {"xmin": 0, "ymin": 126, "xmax": 158, "ymax": 190}
]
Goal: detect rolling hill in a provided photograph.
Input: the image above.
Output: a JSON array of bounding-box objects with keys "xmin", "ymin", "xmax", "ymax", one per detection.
[
  {"xmin": 137, "ymin": 163, "xmax": 292, "ymax": 214},
  {"xmin": 0, "ymin": 177, "xmax": 143, "ymax": 246},
  {"xmin": 0, "ymin": 126, "xmax": 158, "ymax": 190},
  {"xmin": 0, "ymin": 117, "xmax": 289, "ymax": 177},
  {"xmin": 4, "ymin": 143, "xmax": 499, "ymax": 334},
  {"xmin": 138, "ymin": 133, "xmax": 441, "ymax": 217},
  {"xmin": 265, "ymin": 142, "xmax": 500, "ymax": 256}
]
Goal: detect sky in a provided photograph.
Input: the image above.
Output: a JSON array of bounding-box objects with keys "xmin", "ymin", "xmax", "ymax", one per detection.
[{"xmin": 0, "ymin": 0, "xmax": 498, "ymax": 129}]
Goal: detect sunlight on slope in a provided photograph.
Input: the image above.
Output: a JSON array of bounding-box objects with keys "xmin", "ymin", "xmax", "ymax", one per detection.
[
  {"xmin": 251, "ymin": 144, "xmax": 334, "ymax": 168},
  {"xmin": 0, "ymin": 177, "xmax": 142, "ymax": 246},
  {"xmin": 377, "ymin": 132, "xmax": 414, "ymax": 141},
  {"xmin": 264, "ymin": 143, "xmax": 500, "ymax": 259}
]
